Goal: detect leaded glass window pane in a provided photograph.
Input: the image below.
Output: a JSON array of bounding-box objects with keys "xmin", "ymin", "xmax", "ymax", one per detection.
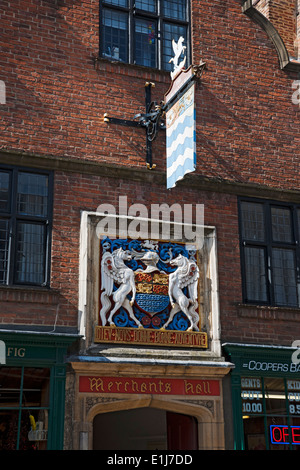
[
  {"xmin": 163, "ymin": 0, "xmax": 186, "ymax": 20},
  {"xmin": 103, "ymin": 0, "xmax": 128, "ymax": 7},
  {"xmin": 0, "ymin": 172, "xmax": 10, "ymax": 212},
  {"xmin": 272, "ymin": 248, "xmax": 297, "ymax": 306},
  {"xmin": 241, "ymin": 201, "xmax": 265, "ymax": 242},
  {"xmin": 15, "ymin": 222, "xmax": 45, "ymax": 285},
  {"xmin": 102, "ymin": 9, "xmax": 128, "ymax": 62},
  {"xmin": 271, "ymin": 207, "xmax": 293, "ymax": 243},
  {"xmin": 0, "ymin": 167, "xmax": 51, "ymax": 287},
  {"xmin": 240, "ymin": 199, "xmax": 300, "ymax": 307},
  {"xmin": 0, "ymin": 218, "xmax": 9, "ymax": 284},
  {"xmin": 17, "ymin": 172, "xmax": 48, "ymax": 217},
  {"xmin": 135, "ymin": 0, "xmax": 156, "ymax": 13},
  {"xmin": 244, "ymin": 246, "xmax": 268, "ymax": 302},
  {"xmin": 135, "ymin": 19, "xmax": 156, "ymax": 67}
]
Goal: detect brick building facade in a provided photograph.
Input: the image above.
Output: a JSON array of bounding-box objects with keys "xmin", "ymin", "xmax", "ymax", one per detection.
[{"xmin": 0, "ymin": 0, "xmax": 299, "ymax": 451}]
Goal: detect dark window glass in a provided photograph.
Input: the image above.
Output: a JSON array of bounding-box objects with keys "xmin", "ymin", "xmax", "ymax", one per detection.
[
  {"xmin": 22, "ymin": 368, "xmax": 50, "ymax": 407},
  {"xmin": 100, "ymin": 0, "xmax": 189, "ymax": 70},
  {"xmin": 102, "ymin": 9, "xmax": 128, "ymax": 62},
  {"xmin": 241, "ymin": 376, "xmax": 300, "ymax": 450},
  {"xmin": 240, "ymin": 201, "xmax": 265, "ymax": 242},
  {"xmin": 0, "ymin": 367, "xmax": 22, "ymax": 406},
  {"xmin": 135, "ymin": 19, "xmax": 156, "ymax": 67},
  {"xmin": 0, "ymin": 172, "xmax": 10, "ymax": 212},
  {"xmin": 0, "ymin": 218, "xmax": 9, "ymax": 284},
  {"xmin": 244, "ymin": 247, "xmax": 267, "ymax": 302},
  {"xmin": 163, "ymin": 0, "xmax": 186, "ymax": 20},
  {"xmin": 272, "ymin": 249, "xmax": 297, "ymax": 306},
  {"xmin": 136, "ymin": 0, "xmax": 156, "ymax": 12},
  {"xmin": 15, "ymin": 223, "xmax": 46, "ymax": 285},
  {"xmin": 0, "ymin": 167, "xmax": 51, "ymax": 287},
  {"xmin": 271, "ymin": 207, "xmax": 293, "ymax": 243},
  {"xmin": 104, "ymin": 0, "xmax": 128, "ymax": 6},
  {"xmin": 0, "ymin": 367, "xmax": 50, "ymax": 450},
  {"xmin": 264, "ymin": 378, "xmax": 286, "ymax": 415},
  {"xmin": 239, "ymin": 199, "xmax": 300, "ymax": 308},
  {"xmin": 17, "ymin": 173, "xmax": 48, "ymax": 217}
]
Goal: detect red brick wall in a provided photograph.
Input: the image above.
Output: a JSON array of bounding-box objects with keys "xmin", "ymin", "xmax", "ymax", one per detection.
[
  {"xmin": 255, "ymin": 0, "xmax": 297, "ymax": 56},
  {"xmin": 0, "ymin": 1, "xmax": 299, "ymax": 345},
  {"xmin": 268, "ymin": 0, "xmax": 297, "ymax": 57},
  {"xmin": 255, "ymin": 0, "xmax": 270, "ymax": 18},
  {"xmin": 1, "ymin": 166, "xmax": 297, "ymax": 345},
  {"xmin": 51, "ymin": 171, "xmax": 299, "ymax": 346},
  {"xmin": 297, "ymin": 0, "xmax": 300, "ymax": 57},
  {"xmin": 50, "ymin": 171, "xmax": 243, "ymax": 335},
  {"xmin": 0, "ymin": 0, "xmax": 299, "ymax": 187}
]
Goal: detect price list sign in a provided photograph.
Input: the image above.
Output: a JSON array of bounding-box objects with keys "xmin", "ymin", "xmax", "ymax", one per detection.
[
  {"xmin": 241, "ymin": 377, "xmax": 263, "ymax": 415},
  {"xmin": 287, "ymin": 380, "xmax": 300, "ymax": 416}
]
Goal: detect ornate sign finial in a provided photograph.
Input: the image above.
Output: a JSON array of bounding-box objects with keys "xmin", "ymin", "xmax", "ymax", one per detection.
[{"xmin": 169, "ymin": 37, "xmax": 187, "ymax": 80}]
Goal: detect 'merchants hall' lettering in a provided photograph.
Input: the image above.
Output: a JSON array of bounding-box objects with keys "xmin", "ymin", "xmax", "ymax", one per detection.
[{"xmin": 80, "ymin": 376, "xmax": 219, "ymax": 396}]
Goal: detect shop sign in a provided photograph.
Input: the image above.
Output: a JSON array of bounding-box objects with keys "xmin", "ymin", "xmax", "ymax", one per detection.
[
  {"xmin": 7, "ymin": 347, "xmax": 26, "ymax": 358},
  {"xmin": 270, "ymin": 425, "xmax": 300, "ymax": 445},
  {"xmin": 241, "ymin": 377, "xmax": 263, "ymax": 415},
  {"xmin": 0, "ymin": 340, "xmax": 5, "ymax": 364},
  {"xmin": 0, "ymin": 342, "xmax": 26, "ymax": 363},
  {"xmin": 241, "ymin": 377, "xmax": 300, "ymax": 416},
  {"xmin": 240, "ymin": 359, "xmax": 300, "ymax": 374},
  {"xmin": 79, "ymin": 376, "xmax": 220, "ymax": 396}
]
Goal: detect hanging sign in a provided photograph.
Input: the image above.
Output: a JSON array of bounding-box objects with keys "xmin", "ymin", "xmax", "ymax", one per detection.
[{"xmin": 165, "ymin": 67, "xmax": 196, "ymax": 190}]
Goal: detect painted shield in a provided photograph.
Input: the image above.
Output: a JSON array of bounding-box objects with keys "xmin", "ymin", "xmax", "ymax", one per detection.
[{"xmin": 134, "ymin": 271, "xmax": 169, "ymax": 316}]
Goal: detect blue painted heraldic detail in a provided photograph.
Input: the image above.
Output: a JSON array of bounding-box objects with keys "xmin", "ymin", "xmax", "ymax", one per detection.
[{"xmin": 100, "ymin": 238, "xmax": 200, "ymax": 332}]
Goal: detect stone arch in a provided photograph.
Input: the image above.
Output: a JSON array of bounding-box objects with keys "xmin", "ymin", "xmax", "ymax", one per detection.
[
  {"xmin": 242, "ymin": 0, "xmax": 289, "ymax": 69},
  {"xmin": 85, "ymin": 395, "xmax": 222, "ymax": 450},
  {"xmin": 242, "ymin": 0, "xmax": 300, "ymax": 72}
]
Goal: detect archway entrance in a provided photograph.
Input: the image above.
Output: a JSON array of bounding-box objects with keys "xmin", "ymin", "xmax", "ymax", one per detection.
[{"xmin": 93, "ymin": 408, "xmax": 198, "ymax": 450}]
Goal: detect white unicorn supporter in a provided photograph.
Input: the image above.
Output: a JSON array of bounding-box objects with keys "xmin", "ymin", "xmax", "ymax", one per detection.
[
  {"xmin": 100, "ymin": 248, "xmax": 142, "ymax": 328},
  {"xmin": 162, "ymin": 254, "xmax": 200, "ymax": 331}
]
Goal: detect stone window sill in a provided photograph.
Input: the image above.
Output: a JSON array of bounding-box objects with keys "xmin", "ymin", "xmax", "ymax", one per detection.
[
  {"xmin": 237, "ymin": 303, "xmax": 300, "ymax": 322},
  {"xmin": 0, "ymin": 285, "xmax": 59, "ymax": 304}
]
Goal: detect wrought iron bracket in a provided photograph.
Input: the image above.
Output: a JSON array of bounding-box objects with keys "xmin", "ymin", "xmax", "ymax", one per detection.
[
  {"xmin": 103, "ymin": 82, "xmax": 165, "ymax": 170},
  {"xmin": 103, "ymin": 61, "xmax": 205, "ymax": 171}
]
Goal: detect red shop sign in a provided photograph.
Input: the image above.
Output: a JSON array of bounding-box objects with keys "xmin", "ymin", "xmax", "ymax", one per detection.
[
  {"xmin": 270, "ymin": 425, "xmax": 300, "ymax": 445},
  {"xmin": 79, "ymin": 376, "xmax": 220, "ymax": 396}
]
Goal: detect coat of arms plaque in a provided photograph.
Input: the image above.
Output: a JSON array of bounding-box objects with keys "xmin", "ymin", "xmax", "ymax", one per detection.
[{"xmin": 95, "ymin": 238, "xmax": 207, "ymax": 348}]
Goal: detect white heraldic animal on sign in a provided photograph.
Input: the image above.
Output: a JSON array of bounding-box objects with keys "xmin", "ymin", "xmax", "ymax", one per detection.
[{"xmin": 169, "ymin": 37, "xmax": 187, "ymax": 80}]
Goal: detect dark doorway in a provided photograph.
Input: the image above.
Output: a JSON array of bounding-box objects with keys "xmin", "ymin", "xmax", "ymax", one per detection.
[
  {"xmin": 167, "ymin": 411, "xmax": 198, "ymax": 450},
  {"xmin": 93, "ymin": 408, "xmax": 198, "ymax": 450}
]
